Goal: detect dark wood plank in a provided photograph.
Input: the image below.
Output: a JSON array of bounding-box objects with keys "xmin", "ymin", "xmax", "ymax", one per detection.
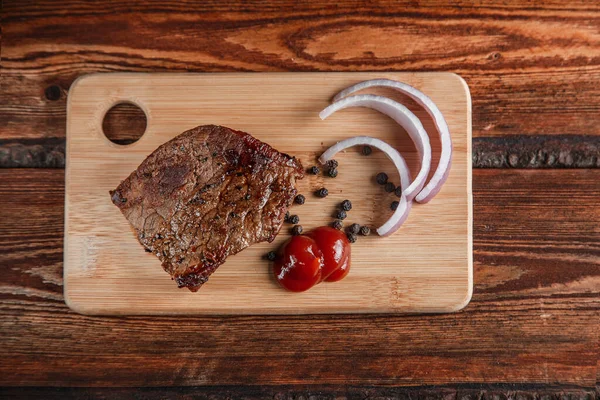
[
  {"xmin": 5, "ymin": 135, "xmax": 600, "ymax": 169},
  {"xmin": 0, "ymin": 168, "xmax": 598, "ymax": 386},
  {"xmin": 474, "ymin": 136, "xmax": 600, "ymax": 168},
  {"xmin": 2, "ymin": 0, "xmax": 599, "ymax": 142},
  {"xmin": 0, "ymin": 385, "xmax": 597, "ymax": 400},
  {"xmin": 0, "ymin": 138, "xmax": 65, "ymax": 168}
]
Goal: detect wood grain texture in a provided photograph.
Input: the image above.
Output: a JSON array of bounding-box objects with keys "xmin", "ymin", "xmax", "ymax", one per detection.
[
  {"xmin": 2, "ymin": 0, "xmax": 599, "ymax": 142},
  {"xmin": 1, "ymin": 168, "xmax": 599, "ymax": 386},
  {"xmin": 64, "ymin": 72, "xmax": 471, "ymax": 315},
  {"xmin": 2, "ymin": 0, "xmax": 600, "ymax": 391},
  {"xmin": 0, "ymin": 170, "xmax": 65, "ymax": 302},
  {"xmin": 0, "ymin": 385, "xmax": 598, "ymax": 400}
]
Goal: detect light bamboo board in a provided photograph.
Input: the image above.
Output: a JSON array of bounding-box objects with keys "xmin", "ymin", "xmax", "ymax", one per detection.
[{"xmin": 64, "ymin": 72, "xmax": 472, "ymax": 315}]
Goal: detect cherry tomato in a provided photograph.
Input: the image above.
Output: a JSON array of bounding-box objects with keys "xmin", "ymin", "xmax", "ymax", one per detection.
[
  {"xmin": 273, "ymin": 235, "xmax": 323, "ymax": 292},
  {"xmin": 306, "ymin": 226, "xmax": 351, "ymax": 282}
]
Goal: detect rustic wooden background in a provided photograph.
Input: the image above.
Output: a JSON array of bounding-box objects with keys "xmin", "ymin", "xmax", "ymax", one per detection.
[{"xmin": 1, "ymin": 1, "xmax": 599, "ymax": 398}]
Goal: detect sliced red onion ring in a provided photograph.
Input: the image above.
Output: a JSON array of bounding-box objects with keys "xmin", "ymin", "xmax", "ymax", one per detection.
[
  {"xmin": 333, "ymin": 79, "xmax": 452, "ymax": 203},
  {"xmin": 318, "ymin": 136, "xmax": 412, "ymax": 236},
  {"xmin": 319, "ymin": 94, "xmax": 431, "ymax": 201}
]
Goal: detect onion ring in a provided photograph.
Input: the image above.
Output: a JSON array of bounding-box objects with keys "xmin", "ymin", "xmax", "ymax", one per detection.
[
  {"xmin": 333, "ymin": 79, "xmax": 451, "ymax": 203},
  {"xmin": 319, "ymin": 94, "xmax": 431, "ymax": 201},
  {"xmin": 318, "ymin": 136, "xmax": 412, "ymax": 236}
]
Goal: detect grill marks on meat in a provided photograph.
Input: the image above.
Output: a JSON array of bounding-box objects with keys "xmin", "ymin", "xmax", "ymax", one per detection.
[{"xmin": 109, "ymin": 125, "xmax": 304, "ymax": 291}]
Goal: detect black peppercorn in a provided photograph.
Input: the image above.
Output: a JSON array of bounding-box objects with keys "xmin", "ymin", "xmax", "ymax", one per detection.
[
  {"xmin": 394, "ymin": 186, "xmax": 403, "ymax": 198},
  {"xmin": 360, "ymin": 226, "xmax": 371, "ymax": 236},
  {"xmin": 292, "ymin": 225, "xmax": 303, "ymax": 235},
  {"xmin": 376, "ymin": 172, "xmax": 388, "ymax": 185},
  {"xmin": 347, "ymin": 233, "xmax": 357, "ymax": 243},
  {"xmin": 265, "ymin": 251, "xmax": 277, "ymax": 261},
  {"xmin": 341, "ymin": 199, "xmax": 352, "ymax": 211},
  {"xmin": 331, "ymin": 220, "xmax": 343, "ymax": 230},
  {"xmin": 391, "ymin": 201, "xmax": 399, "ymax": 211},
  {"xmin": 288, "ymin": 214, "xmax": 300, "ymax": 224},
  {"xmin": 316, "ymin": 188, "xmax": 328, "ymax": 198},
  {"xmin": 327, "ymin": 159, "xmax": 339, "ymax": 169},
  {"xmin": 285, "ymin": 211, "xmax": 290, "ymax": 222},
  {"xmin": 309, "ymin": 166, "xmax": 320, "ymax": 175},
  {"xmin": 362, "ymin": 146, "xmax": 372, "ymax": 156},
  {"xmin": 335, "ymin": 210, "xmax": 347, "ymax": 220},
  {"xmin": 348, "ymin": 223, "xmax": 360, "ymax": 235},
  {"xmin": 385, "ymin": 182, "xmax": 395, "ymax": 193},
  {"xmin": 327, "ymin": 168, "xmax": 338, "ymax": 178},
  {"xmin": 294, "ymin": 194, "xmax": 305, "ymax": 205}
]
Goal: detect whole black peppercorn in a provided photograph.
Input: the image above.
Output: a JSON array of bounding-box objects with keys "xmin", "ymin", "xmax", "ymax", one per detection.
[
  {"xmin": 288, "ymin": 214, "xmax": 300, "ymax": 224},
  {"xmin": 327, "ymin": 168, "xmax": 338, "ymax": 178},
  {"xmin": 294, "ymin": 194, "xmax": 305, "ymax": 205},
  {"xmin": 316, "ymin": 188, "xmax": 328, "ymax": 198},
  {"xmin": 348, "ymin": 223, "xmax": 361, "ymax": 235},
  {"xmin": 309, "ymin": 166, "xmax": 320, "ymax": 175},
  {"xmin": 327, "ymin": 159, "xmax": 339, "ymax": 169},
  {"xmin": 394, "ymin": 186, "xmax": 403, "ymax": 198},
  {"xmin": 385, "ymin": 182, "xmax": 395, "ymax": 193},
  {"xmin": 285, "ymin": 211, "xmax": 290, "ymax": 222},
  {"xmin": 292, "ymin": 225, "xmax": 303, "ymax": 236},
  {"xmin": 391, "ymin": 201, "xmax": 399, "ymax": 211},
  {"xmin": 265, "ymin": 251, "xmax": 277, "ymax": 261},
  {"xmin": 335, "ymin": 210, "xmax": 347, "ymax": 220},
  {"xmin": 331, "ymin": 220, "xmax": 343, "ymax": 230},
  {"xmin": 362, "ymin": 146, "xmax": 372, "ymax": 156},
  {"xmin": 341, "ymin": 199, "xmax": 352, "ymax": 211},
  {"xmin": 360, "ymin": 226, "xmax": 371, "ymax": 236},
  {"xmin": 376, "ymin": 172, "xmax": 388, "ymax": 185},
  {"xmin": 347, "ymin": 233, "xmax": 357, "ymax": 243}
]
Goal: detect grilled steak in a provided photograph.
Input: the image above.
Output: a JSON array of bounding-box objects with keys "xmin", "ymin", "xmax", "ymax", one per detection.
[{"xmin": 110, "ymin": 125, "xmax": 304, "ymax": 291}]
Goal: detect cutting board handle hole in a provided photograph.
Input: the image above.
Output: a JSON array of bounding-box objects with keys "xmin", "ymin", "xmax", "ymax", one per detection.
[{"xmin": 102, "ymin": 102, "xmax": 147, "ymax": 145}]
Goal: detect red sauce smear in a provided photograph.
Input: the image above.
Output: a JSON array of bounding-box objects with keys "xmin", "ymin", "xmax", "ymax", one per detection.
[{"xmin": 273, "ymin": 226, "xmax": 351, "ymax": 292}]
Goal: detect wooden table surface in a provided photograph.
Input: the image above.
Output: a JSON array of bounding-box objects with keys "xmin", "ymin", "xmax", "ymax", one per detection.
[{"xmin": 1, "ymin": 1, "xmax": 599, "ymax": 398}]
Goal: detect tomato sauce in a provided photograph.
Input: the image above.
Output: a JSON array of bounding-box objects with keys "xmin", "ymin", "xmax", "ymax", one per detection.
[{"xmin": 273, "ymin": 226, "xmax": 351, "ymax": 291}]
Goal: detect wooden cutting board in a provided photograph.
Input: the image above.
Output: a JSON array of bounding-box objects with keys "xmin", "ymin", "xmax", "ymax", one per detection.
[{"xmin": 65, "ymin": 72, "xmax": 472, "ymax": 315}]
